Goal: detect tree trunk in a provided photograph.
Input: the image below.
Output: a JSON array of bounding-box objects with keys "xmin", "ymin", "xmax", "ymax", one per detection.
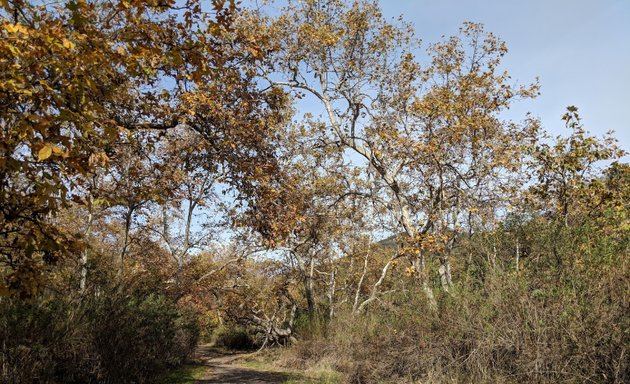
[
  {"xmin": 413, "ymin": 255, "xmax": 436, "ymax": 309},
  {"xmin": 438, "ymin": 256, "xmax": 453, "ymax": 292},
  {"xmin": 328, "ymin": 267, "xmax": 336, "ymax": 320},
  {"xmin": 119, "ymin": 206, "xmax": 134, "ymax": 269},
  {"xmin": 515, "ymin": 238, "xmax": 520, "ymax": 272},
  {"xmin": 178, "ymin": 200, "xmax": 196, "ymax": 289},
  {"xmin": 304, "ymin": 258, "xmax": 316, "ymax": 319},
  {"xmin": 253, "ymin": 305, "xmax": 298, "ymax": 348},
  {"xmin": 79, "ymin": 203, "xmax": 94, "ymax": 293},
  {"xmin": 353, "ymin": 246, "xmax": 370, "ymax": 313}
]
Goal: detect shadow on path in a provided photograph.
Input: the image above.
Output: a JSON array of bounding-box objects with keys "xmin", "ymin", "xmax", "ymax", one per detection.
[
  {"xmin": 196, "ymin": 368, "xmax": 290, "ymax": 384},
  {"xmin": 193, "ymin": 345, "xmax": 291, "ymax": 384}
]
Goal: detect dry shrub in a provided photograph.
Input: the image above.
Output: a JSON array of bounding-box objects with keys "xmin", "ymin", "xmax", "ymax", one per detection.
[
  {"xmin": 281, "ymin": 225, "xmax": 629, "ymax": 383},
  {"xmin": 279, "ymin": 338, "xmax": 333, "ymax": 370}
]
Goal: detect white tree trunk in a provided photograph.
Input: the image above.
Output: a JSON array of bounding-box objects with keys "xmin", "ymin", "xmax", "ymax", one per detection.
[{"xmin": 80, "ymin": 199, "xmax": 94, "ymax": 293}]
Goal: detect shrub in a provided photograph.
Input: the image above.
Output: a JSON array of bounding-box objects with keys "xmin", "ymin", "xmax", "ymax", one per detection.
[
  {"xmin": 169, "ymin": 308, "xmax": 201, "ymax": 365},
  {"xmin": 279, "ymin": 220, "xmax": 629, "ymax": 383},
  {"xmin": 0, "ymin": 285, "xmax": 200, "ymax": 384},
  {"xmin": 91, "ymin": 291, "xmax": 180, "ymax": 383},
  {"xmin": 212, "ymin": 325, "xmax": 255, "ymax": 350}
]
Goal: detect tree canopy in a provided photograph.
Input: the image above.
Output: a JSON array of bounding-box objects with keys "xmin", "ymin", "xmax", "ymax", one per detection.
[{"xmin": 0, "ymin": 1, "xmax": 628, "ymax": 383}]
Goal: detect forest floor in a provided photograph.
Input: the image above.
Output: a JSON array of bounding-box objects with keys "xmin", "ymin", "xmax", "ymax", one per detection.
[{"xmin": 161, "ymin": 345, "xmax": 340, "ymax": 384}]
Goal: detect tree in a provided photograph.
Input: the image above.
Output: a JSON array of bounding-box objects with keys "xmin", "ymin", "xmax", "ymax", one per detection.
[
  {"xmin": 530, "ymin": 106, "xmax": 625, "ymax": 227},
  {"xmin": 149, "ymin": 127, "xmax": 224, "ymax": 291},
  {"xmin": 0, "ymin": 0, "xmax": 292, "ymax": 296},
  {"xmin": 244, "ymin": 0, "xmax": 539, "ymax": 303},
  {"xmin": 275, "ymin": 122, "xmax": 371, "ymax": 319}
]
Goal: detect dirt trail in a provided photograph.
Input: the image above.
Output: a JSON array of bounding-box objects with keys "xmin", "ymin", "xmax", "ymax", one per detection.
[{"xmin": 193, "ymin": 345, "xmax": 290, "ymax": 384}]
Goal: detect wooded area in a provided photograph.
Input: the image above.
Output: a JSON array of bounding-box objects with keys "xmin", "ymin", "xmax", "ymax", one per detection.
[{"xmin": 1, "ymin": 1, "xmax": 628, "ymax": 383}]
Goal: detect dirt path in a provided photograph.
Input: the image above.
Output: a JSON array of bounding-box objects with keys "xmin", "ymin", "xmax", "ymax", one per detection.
[{"xmin": 193, "ymin": 345, "xmax": 291, "ymax": 384}]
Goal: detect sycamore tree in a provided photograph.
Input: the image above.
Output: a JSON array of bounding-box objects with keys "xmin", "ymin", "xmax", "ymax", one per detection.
[
  {"xmin": 148, "ymin": 126, "xmax": 228, "ymax": 290},
  {"xmin": 0, "ymin": 0, "xmax": 291, "ymax": 296},
  {"xmin": 275, "ymin": 117, "xmax": 376, "ymax": 319},
  {"xmin": 530, "ymin": 107, "xmax": 625, "ymax": 227},
  {"xmin": 241, "ymin": 0, "xmax": 539, "ymax": 302}
]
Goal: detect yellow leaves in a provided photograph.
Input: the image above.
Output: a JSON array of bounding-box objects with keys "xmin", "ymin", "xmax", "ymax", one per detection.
[
  {"xmin": 4, "ymin": 43, "xmax": 21, "ymax": 56},
  {"xmin": 246, "ymin": 45, "xmax": 264, "ymax": 60},
  {"xmin": 37, "ymin": 143, "xmax": 69, "ymax": 161},
  {"xmin": 0, "ymin": 0, "xmax": 292, "ymax": 298},
  {"xmin": 62, "ymin": 39, "xmax": 75, "ymax": 50},
  {"xmin": 52, "ymin": 146, "xmax": 66, "ymax": 156},
  {"xmin": 298, "ymin": 23, "xmax": 341, "ymax": 48},
  {"xmin": 3, "ymin": 23, "xmax": 29, "ymax": 35},
  {"xmin": 38, "ymin": 145, "xmax": 53, "ymax": 161},
  {"xmin": 0, "ymin": 78, "xmax": 32, "ymax": 95},
  {"xmin": 398, "ymin": 245, "xmax": 420, "ymax": 257}
]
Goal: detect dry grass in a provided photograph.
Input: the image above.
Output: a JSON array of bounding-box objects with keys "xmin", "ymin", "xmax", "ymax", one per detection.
[{"xmin": 279, "ymin": 255, "xmax": 629, "ymax": 384}]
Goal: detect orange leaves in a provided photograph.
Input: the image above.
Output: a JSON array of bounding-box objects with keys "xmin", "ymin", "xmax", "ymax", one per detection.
[
  {"xmin": 88, "ymin": 151, "xmax": 109, "ymax": 167},
  {"xmin": 0, "ymin": 0, "xmax": 291, "ymax": 297}
]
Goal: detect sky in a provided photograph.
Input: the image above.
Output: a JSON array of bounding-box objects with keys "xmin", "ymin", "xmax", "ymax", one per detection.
[{"xmin": 377, "ymin": 0, "xmax": 629, "ymax": 151}]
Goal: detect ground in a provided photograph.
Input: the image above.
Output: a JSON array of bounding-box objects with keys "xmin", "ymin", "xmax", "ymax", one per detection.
[
  {"xmin": 161, "ymin": 345, "xmax": 340, "ymax": 384},
  {"xmin": 194, "ymin": 345, "xmax": 290, "ymax": 384}
]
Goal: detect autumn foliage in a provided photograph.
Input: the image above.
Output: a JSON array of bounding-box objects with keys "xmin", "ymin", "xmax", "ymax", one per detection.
[
  {"xmin": 0, "ymin": 0, "xmax": 628, "ymax": 383},
  {"xmin": 0, "ymin": 0, "xmax": 292, "ymax": 296}
]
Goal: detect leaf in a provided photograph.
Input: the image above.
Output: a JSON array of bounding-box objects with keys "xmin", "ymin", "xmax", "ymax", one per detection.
[
  {"xmin": 246, "ymin": 46, "xmax": 264, "ymax": 60},
  {"xmin": 4, "ymin": 23, "xmax": 27, "ymax": 34},
  {"xmin": 4, "ymin": 23, "xmax": 18, "ymax": 33},
  {"xmin": 38, "ymin": 145, "xmax": 53, "ymax": 160},
  {"xmin": 62, "ymin": 39, "xmax": 75, "ymax": 49}
]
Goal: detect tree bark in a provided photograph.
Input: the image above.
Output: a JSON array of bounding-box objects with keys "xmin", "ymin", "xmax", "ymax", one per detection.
[{"xmin": 79, "ymin": 201, "xmax": 94, "ymax": 293}]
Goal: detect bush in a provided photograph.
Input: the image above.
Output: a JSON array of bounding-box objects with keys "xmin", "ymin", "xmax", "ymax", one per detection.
[
  {"xmin": 0, "ymin": 285, "xmax": 200, "ymax": 384},
  {"xmin": 280, "ymin": 221, "xmax": 629, "ymax": 383},
  {"xmin": 91, "ymin": 291, "xmax": 180, "ymax": 383},
  {"xmin": 212, "ymin": 326, "xmax": 255, "ymax": 350},
  {"xmin": 170, "ymin": 308, "xmax": 201, "ymax": 365}
]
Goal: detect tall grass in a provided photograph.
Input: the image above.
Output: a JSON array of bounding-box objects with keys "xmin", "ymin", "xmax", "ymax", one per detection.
[{"xmin": 281, "ymin": 221, "xmax": 629, "ymax": 383}]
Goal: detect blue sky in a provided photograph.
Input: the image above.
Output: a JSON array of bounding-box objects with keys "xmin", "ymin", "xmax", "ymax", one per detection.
[{"xmin": 378, "ymin": 0, "xmax": 629, "ymax": 151}]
